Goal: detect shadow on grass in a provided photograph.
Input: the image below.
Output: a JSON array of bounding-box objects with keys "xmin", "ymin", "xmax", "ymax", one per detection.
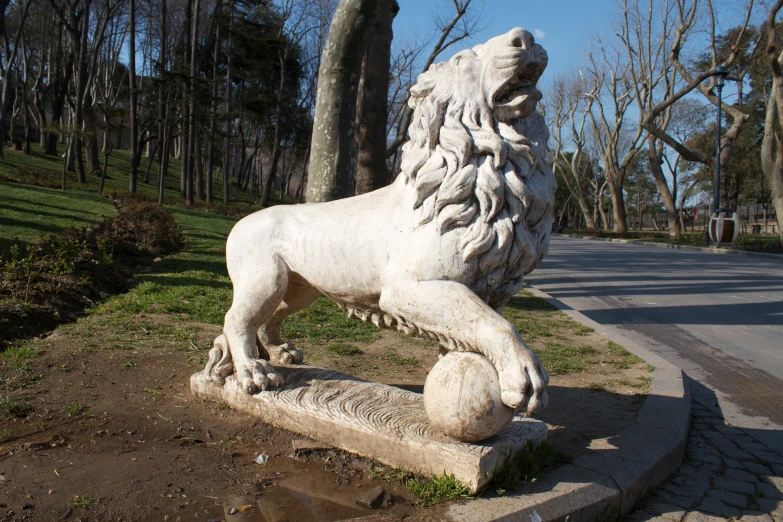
[
  {"xmin": 153, "ymin": 257, "xmax": 228, "ymax": 277},
  {"xmin": 0, "ymin": 215, "xmax": 63, "ymax": 236},
  {"xmin": 136, "ymin": 273, "xmax": 231, "ymax": 290},
  {"xmin": 504, "ymin": 293, "xmax": 559, "ymax": 313}
]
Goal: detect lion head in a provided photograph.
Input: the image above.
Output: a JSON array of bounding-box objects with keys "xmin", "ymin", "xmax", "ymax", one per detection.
[{"xmin": 399, "ymin": 28, "xmax": 555, "ymax": 308}]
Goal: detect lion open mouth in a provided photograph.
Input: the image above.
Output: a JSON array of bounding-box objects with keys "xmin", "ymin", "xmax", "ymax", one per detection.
[{"xmin": 493, "ymin": 61, "xmax": 546, "ymax": 117}]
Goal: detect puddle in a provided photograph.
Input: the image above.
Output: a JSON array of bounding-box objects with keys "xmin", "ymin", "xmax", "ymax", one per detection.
[{"xmin": 161, "ymin": 456, "xmax": 378, "ymax": 522}]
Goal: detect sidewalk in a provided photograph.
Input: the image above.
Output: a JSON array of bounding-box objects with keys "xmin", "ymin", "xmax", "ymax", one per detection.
[
  {"xmin": 525, "ymin": 285, "xmax": 783, "ymax": 522},
  {"xmin": 556, "ymin": 233, "xmax": 783, "ymax": 262}
]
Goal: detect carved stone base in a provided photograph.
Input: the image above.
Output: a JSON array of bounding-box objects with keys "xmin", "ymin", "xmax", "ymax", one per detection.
[{"xmin": 190, "ymin": 365, "xmax": 547, "ymax": 493}]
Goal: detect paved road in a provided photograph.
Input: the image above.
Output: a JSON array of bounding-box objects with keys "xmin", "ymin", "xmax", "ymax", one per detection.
[
  {"xmin": 529, "ymin": 236, "xmax": 783, "ymax": 431},
  {"xmin": 529, "ymin": 236, "xmax": 783, "ymax": 521}
]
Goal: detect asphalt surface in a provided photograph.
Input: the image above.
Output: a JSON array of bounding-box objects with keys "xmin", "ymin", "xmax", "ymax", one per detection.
[{"xmin": 528, "ymin": 236, "xmax": 783, "ymax": 441}]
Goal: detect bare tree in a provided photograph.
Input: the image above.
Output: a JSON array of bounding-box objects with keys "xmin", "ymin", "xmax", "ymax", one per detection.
[
  {"xmin": 545, "ymin": 74, "xmax": 599, "ymax": 229},
  {"xmin": 631, "ymin": 0, "xmax": 756, "ymax": 219},
  {"xmin": 583, "ymin": 44, "xmax": 646, "ymax": 233}
]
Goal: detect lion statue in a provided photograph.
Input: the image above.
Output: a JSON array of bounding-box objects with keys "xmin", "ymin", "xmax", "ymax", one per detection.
[{"xmin": 204, "ymin": 28, "xmax": 554, "ymax": 415}]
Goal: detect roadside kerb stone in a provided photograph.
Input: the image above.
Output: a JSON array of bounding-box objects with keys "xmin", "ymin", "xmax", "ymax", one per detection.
[
  {"xmin": 443, "ymin": 285, "xmax": 692, "ymax": 522},
  {"xmin": 555, "ymin": 233, "xmax": 783, "ymax": 262},
  {"xmin": 445, "ymin": 465, "xmax": 621, "ymax": 522}
]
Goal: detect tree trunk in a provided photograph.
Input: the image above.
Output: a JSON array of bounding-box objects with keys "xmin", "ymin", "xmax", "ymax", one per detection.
[
  {"xmin": 606, "ymin": 172, "xmax": 628, "ymax": 233},
  {"xmin": 354, "ymin": 0, "xmax": 397, "ymax": 194},
  {"xmin": 129, "ymin": 0, "xmax": 138, "ymax": 192},
  {"xmin": 188, "ymin": 0, "xmax": 200, "ymax": 204},
  {"xmin": 181, "ymin": 0, "xmax": 192, "ymax": 200},
  {"xmin": 261, "ymin": 54, "xmax": 288, "ymax": 207},
  {"xmin": 158, "ymin": 0, "xmax": 168, "ymax": 204},
  {"xmin": 205, "ymin": 0, "xmax": 222, "ymax": 206},
  {"xmin": 222, "ymin": 0, "xmax": 234, "ymax": 205},
  {"xmin": 307, "ymin": 0, "xmax": 378, "ymax": 203},
  {"xmin": 646, "ymin": 137, "xmax": 681, "ymax": 238}
]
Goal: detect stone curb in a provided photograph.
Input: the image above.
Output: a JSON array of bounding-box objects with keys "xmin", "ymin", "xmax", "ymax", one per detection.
[
  {"xmin": 441, "ymin": 285, "xmax": 691, "ymax": 522},
  {"xmin": 556, "ymin": 233, "xmax": 783, "ymax": 262}
]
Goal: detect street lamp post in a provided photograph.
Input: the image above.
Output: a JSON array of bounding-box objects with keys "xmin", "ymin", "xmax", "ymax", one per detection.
[{"xmin": 708, "ymin": 66, "xmax": 739, "ymax": 245}]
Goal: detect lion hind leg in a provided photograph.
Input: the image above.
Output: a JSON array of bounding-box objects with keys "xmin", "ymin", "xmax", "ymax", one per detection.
[
  {"xmin": 257, "ymin": 284, "xmax": 320, "ymax": 365},
  {"xmin": 204, "ymin": 333, "xmax": 234, "ymax": 384},
  {"xmin": 223, "ymin": 256, "xmax": 289, "ymax": 394}
]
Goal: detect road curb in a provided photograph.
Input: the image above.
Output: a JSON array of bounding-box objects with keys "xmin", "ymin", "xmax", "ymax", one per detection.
[
  {"xmin": 443, "ymin": 286, "xmax": 691, "ymax": 522},
  {"xmin": 556, "ymin": 233, "xmax": 783, "ymax": 262}
]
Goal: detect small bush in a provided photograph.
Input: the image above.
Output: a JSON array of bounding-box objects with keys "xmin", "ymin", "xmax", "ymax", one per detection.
[
  {"xmin": 734, "ymin": 236, "xmax": 783, "ymax": 254},
  {"xmin": 0, "ymin": 198, "xmax": 184, "ymax": 347},
  {"xmin": 94, "ymin": 197, "xmax": 183, "ymax": 258}
]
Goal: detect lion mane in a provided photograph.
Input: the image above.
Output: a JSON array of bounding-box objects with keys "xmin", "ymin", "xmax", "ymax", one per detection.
[{"xmin": 398, "ymin": 47, "xmax": 555, "ymax": 308}]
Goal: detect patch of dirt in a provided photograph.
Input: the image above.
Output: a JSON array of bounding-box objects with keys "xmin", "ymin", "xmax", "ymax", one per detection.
[
  {"xmin": 0, "ymin": 327, "xmax": 422, "ymax": 522},
  {"xmin": 0, "ymin": 315, "xmax": 650, "ymax": 521}
]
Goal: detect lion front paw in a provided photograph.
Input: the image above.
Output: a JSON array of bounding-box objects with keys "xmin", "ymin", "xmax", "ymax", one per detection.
[
  {"xmin": 236, "ymin": 358, "xmax": 284, "ymax": 394},
  {"xmin": 266, "ymin": 342, "xmax": 303, "ymax": 365},
  {"xmin": 497, "ymin": 349, "xmax": 549, "ymax": 414}
]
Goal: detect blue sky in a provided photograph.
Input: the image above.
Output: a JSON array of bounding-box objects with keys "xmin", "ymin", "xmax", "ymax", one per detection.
[{"xmin": 392, "ymin": 0, "xmax": 608, "ymax": 81}]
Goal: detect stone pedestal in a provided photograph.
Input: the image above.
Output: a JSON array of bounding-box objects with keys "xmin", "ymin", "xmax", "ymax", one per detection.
[{"xmin": 191, "ymin": 365, "xmax": 547, "ymax": 493}]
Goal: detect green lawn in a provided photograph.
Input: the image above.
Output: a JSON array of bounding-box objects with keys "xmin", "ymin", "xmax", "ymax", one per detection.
[
  {"xmin": 0, "ymin": 181, "xmax": 116, "ymax": 253},
  {"xmin": 0, "ymin": 144, "xmax": 293, "ymax": 217}
]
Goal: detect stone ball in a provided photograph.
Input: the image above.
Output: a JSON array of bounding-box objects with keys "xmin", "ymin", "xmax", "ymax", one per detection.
[{"xmin": 423, "ymin": 352, "xmax": 515, "ymax": 442}]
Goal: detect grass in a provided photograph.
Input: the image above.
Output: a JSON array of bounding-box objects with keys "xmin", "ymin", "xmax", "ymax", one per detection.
[
  {"xmin": 65, "ymin": 400, "xmax": 85, "ymax": 416},
  {"xmin": 406, "ymin": 473, "xmax": 472, "ymax": 507},
  {"xmin": 607, "ymin": 341, "xmax": 643, "ymax": 369},
  {"xmin": 0, "ymin": 394, "xmax": 32, "ymax": 418},
  {"xmin": 535, "ymin": 342, "xmax": 596, "ymax": 376},
  {"xmin": 72, "ymin": 496, "xmax": 94, "ymax": 509},
  {"xmin": 491, "ymin": 439, "xmax": 568, "ymax": 494},
  {"xmin": 370, "ymin": 468, "xmax": 471, "ymax": 507},
  {"xmin": 282, "ymin": 297, "xmax": 380, "ymax": 344},
  {"xmin": 368, "ymin": 440, "xmax": 567, "ymax": 506},
  {"xmin": 383, "ymin": 353, "xmax": 419, "ymax": 366},
  {"xmin": 0, "ymin": 181, "xmax": 116, "ymax": 253},
  {"xmin": 326, "ymin": 343, "xmax": 363, "ymax": 356},
  {"xmin": 503, "ymin": 292, "xmax": 594, "ymax": 341}
]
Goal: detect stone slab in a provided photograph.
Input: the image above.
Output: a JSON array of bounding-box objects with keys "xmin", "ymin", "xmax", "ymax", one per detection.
[{"xmin": 190, "ymin": 365, "xmax": 547, "ymax": 493}]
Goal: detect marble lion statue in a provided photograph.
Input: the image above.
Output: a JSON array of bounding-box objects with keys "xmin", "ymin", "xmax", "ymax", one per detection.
[{"xmin": 204, "ymin": 28, "xmax": 554, "ymax": 414}]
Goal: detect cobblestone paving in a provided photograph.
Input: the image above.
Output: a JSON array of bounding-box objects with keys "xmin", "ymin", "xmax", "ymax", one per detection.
[{"xmin": 628, "ymin": 400, "xmax": 783, "ymax": 522}]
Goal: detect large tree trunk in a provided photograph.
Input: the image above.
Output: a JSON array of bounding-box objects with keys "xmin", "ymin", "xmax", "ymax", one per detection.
[
  {"xmin": 84, "ymin": 96, "xmax": 101, "ymax": 174},
  {"xmin": 306, "ymin": 0, "xmax": 378, "ymax": 203},
  {"xmin": 606, "ymin": 170, "xmax": 628, "ymax": 234},
  {"xmin": 354, "ymin": 0, "xmax": 397, "ymax": 194},
  {"xmin": 646, "ymin": 137, "xmax": 681, "ymax": 238},
  {"xmin": 761, "ymin": 0, "xmax": 783, "ymax": 242},
  {"xmin": 128, "ymin": 0, "xmax": 138, "ymax": 193}
]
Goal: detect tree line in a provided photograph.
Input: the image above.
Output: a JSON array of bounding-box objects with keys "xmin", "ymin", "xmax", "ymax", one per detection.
[
  {"xmin": 0, "ymin": 0, "xmax": 479, "ymax": 207},
  {"xmin": 543, "ymin": 0, "xmax": 783, "ymax": 241}
]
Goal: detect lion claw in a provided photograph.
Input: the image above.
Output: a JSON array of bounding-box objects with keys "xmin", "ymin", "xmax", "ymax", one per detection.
[{"xmin": 237, "ymin": 359, "xmax": 284, "ymax": 394}]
